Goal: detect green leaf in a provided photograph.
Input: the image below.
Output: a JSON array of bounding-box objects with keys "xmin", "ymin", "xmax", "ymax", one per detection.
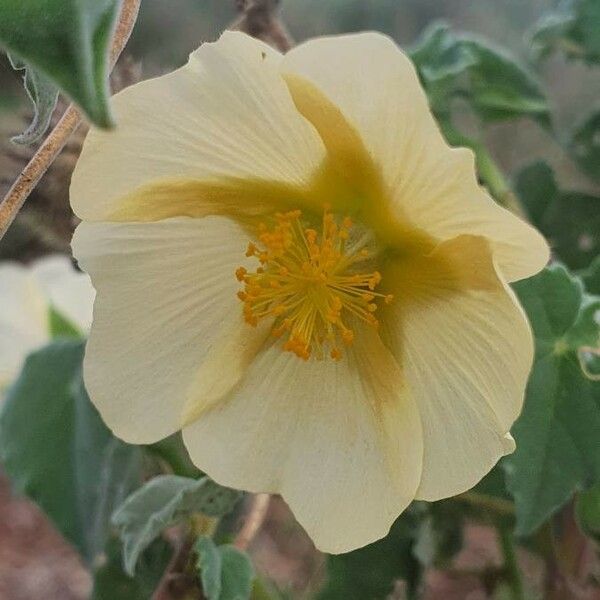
[
  {"xmin": 515, "ymin": 161, "xmax": 600, "ymax": 269},
  {"xmin": 92, "ymin": 537, "xmax": 172, "ymax": 600},
  {"xmin": 0, "ymin": 340, "xmax": 143, "ymax": 564},
  {"xmin": 317, "ymin": 512, "xmax": 421, "ymax": 600},
  {"xmin": 112, "ymin": 475, "xmax": 241, "ymax": 576},
  {"xmin": 575, "ymin": 484, "xmax": 600, "ymax": 542},
  {"xmin": 0, "ymin": 0, "xmax": 121, "ymax": 127},
  {"xmin": 7, "ymin": 54, "xmax": 58, "ymax": 144},
  {"xmin": 412, "ymin": 22, "xmax": 550, "ymax": 125},
  {"xmin": 147, "ymin": 432, "xmax": 202, "ymax": 479},
  {"xmin": 505, "ymin": 265, "xmax": 600, "ymax": 536},
  {"xmin": 195, "ymin": 536, "xmax": 255, "ymax": 600},
  {"xmin": 581, "ymin": 256, "xmax": 600, "ymax": 295},
  {"xmin": 459, "ymin": 37, "xmax": 549, "ymax": 125},
  {"xmin": 196, "ymin": 536, "xmax": 223, "ymax": 599},
  {"xmin": 530, "ymin": 0, "xmax": 600, "ymax": 64},
  {"xmin": 410, "ymin": 23, "xmax": 477, "ymax": 83},
  {"xmin": 48, "ymin": 305, "xmax": 84, "ymax": 339},
  {"xmin": 568, "ymin": 109, "xmax": 600, "ymax": 182}
]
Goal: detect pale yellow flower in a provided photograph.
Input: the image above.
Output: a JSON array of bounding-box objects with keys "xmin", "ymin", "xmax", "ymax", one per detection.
[
  {"xmin": 71, "ymin": 32, "xmax": 548, "ymax": 552},
  {"xmin": 0, "ymin": 256, "xmax": 94, "ymax": 399}
]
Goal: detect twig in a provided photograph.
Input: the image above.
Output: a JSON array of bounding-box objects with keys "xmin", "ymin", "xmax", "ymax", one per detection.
[
  {"xmin": 234, "ymin": 493, "xmax": 271, "ymax": 551},
  {"xmin": 497, "ymin": 525, "xmax": 526, "ymax": 600},
  {"xmin": 0, "ymin": 0, "xmax": 141, "ymax": 240},
  {"xmin": 230, "ymin": 0, "xmax": 294, "ymax": 52},
  {"xmin": 458, "ymin": 490, "xmax": 515, "ymax": 516},
  {"xmin": 152, "ymin": 535, "xmax": 201, "ymax": 600}
]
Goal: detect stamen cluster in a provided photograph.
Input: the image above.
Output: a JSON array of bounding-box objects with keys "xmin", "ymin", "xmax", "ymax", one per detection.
[{"xmin": 236, "ymin": 208, "xmax": 393, "ymax": 360}]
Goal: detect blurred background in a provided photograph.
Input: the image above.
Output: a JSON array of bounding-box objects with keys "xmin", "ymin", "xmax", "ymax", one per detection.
[{"xmin": 0, "ymin": 1, "xmax": 599, "ymax": 598}]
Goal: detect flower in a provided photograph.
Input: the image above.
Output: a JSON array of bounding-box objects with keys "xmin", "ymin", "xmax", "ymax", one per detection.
[
  {"xmin": 0, "ymin": 256, "xmax": 94, "ymax": 400},
  {"xmin": 70, "ymin": 31, "xmax": 548, "ymax": 553}
]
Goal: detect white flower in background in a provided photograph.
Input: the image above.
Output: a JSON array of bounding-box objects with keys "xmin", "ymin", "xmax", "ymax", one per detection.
[{"xmin": 0, "ymin": 255, "xmax": 95, "ymax": 399}]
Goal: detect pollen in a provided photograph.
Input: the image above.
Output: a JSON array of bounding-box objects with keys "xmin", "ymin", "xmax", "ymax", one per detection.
[{"xmin": 235, "ymin": 207, "xmax": 392, "ymax": 361}]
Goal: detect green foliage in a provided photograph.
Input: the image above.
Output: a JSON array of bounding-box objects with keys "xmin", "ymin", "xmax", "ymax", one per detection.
[
  {"xmin": 48, "ymin": 306, "xmax": 84, "ymax": 339},
  {"xmin": 317, "ymin": 513, "xmax": 421, "ymax": 600},
  {"xmin": 505, "ymin": 265, "xmax": 600, "ymax": 536},
  {"xmin": 515, "ymin": 161, "xmax": 600, "ymax": 269},
  {"xmin": 0, "ymin": 0, "xmax": 121, "ymax": 128},
  {"xmin": 530, "ymin": 0, "xmax": 600, "ymax": 64},
  {"xmin": 92, "ymin": 537, "xmax": 172, "ymax": 600},
  {"xmin": 411, "ymin": 22, "xmax": 550, "ymax": 126},
  {"xmin": 0, "ymin": 340, "xmax": 143, "ymax": 565},
  {"xmin": 568, "ymin": 108, "xmax": 600, "ymax": 182},
  {"xmin": 582, "ymin": 256, "xmax": 600, "ymax": 295},
  {"xmin": 7, "ymin": 54, "xmax": 58, "ymax": 144},
  {"xmin": 195, "ymin": 536, "xmax": 255, "ymax": 600},
  {"xmin": 412, "ymin": 502, "xmax": 464, "ymax": 570},
  {"xmin": 112, "ymin": 475, "xmax": 241, "ymax": 575},
  {"xmin": 575, "ymin": 484, "xmax": 600, "ymax": 542},
  {"xmin": 147, "ymin": 432, "xmax": 203, "ymax": 479}
]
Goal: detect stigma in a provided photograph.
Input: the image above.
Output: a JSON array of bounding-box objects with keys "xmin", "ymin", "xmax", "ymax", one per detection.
[{"xmin": 235, "ymin": 207, "xmax": 393, "ymax": 361}]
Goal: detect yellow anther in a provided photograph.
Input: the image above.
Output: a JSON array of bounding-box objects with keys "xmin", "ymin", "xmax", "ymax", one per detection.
[{"xmin": 235, "ymin": 207, "xmax": 391, "ymax": 360}]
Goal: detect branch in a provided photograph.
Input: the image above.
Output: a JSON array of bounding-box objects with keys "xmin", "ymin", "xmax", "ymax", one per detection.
[
  {"xmin": 0, "ymin": 0, "xmax": 141, "ymax": 240},
  {"xmin": 234, "ymin": 493, "xmax": 271, "ymax": 551},
  {"xmin": 151, "ymin": 535, "xmax": 201, "ymax": 600},
  {"xmin": 230, "ymin": 0, "xmax": 294, "ymax": 52}
]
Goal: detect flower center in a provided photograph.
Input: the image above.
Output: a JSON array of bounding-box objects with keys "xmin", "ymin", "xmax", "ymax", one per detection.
[{"xmin": 235, "ymin": 207, "xmax": 393, "ymax": 361}]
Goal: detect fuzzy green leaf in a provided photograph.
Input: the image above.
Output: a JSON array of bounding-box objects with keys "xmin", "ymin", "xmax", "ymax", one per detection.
[
  {"xmin": 515, "ymin": 161, "xmax": 600, "ymax": 269},
  {"xmin": 92, "ymin": 537, "xmax": 172, "ymax": 600},
  {"xmin": 412, "ymin": 22, "xmax": 549, "ymax": 125},
  {"xmin": 568, "ymin": 109, "xmax": 600, "ymax": 182},
  {"xmin": 0, "ymin": 340, "xmax": 143, "ymax": 565},
  {"xmin": 0, "ymin": 0, "xmax": 121, "ymax": 127},
  {"xmin": 505, "ymin": 265, "xmax": 600, "ymax": 536},
  {"xmin": 112, "ymin": 475, "xmax": 241, "ymax": 576},
  {"xmin": 530, "ymin": 0, "xmax": 600, "ymax": 64},
  {"xmin": 317, "ymin": 513, "xmax": 421, "ymax": 600},
  {"xmin": 7, "ymin": 54, "xmax": 58, "ymax": 144},
  {"xmin": 195, "ymin": 536, "xmax": 255, "ymax": 600},
  {"xmin": 582, "ymin": 256, "xmax": 600, "ymax": 295},
  {"xmin": 575, "ymin": 484, "xmax": 600, "ymax": 542}
]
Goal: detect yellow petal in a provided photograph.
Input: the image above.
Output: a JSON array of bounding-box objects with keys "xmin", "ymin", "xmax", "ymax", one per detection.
[
  {"xmin": 72, "ymin": 216, "xmax": 265, "ymax": 444},
  {"xmin": 382, "ymin": 235, "xmax": 532, "ymax": 500},
  {"xmin": 71, "ymin": 31, "xmax": 325, "ymax": 221},
  {"xmin": 281, "ymin": 32, "xmax": 548, "ymax": 281},
  {"xmin": 183, "ymin": 327, "xmax": 423, "ymax": 554}
]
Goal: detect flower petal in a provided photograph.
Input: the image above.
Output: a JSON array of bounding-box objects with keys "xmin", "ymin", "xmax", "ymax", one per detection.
[
  {"xmin": 382, "ymin": 235, "xmax": 532, "ymax": 500},
  {"xmin": 31, "ymin": 255, "xmax": 95, "ymax": 333},
  {"xmin": 183, "ymin": 327, "xmax": 422, "ymax": 553},
  {"xmin": 0, "ymin": 263, "xmax": 48, "ymax": 389},
  {"xmin": 72, "ymin": 216, "xmax": 267, "ymax": 444},
  {"xmin": 281, "ymin": 32, "xmax": 548, "ymax": 281},
  {"xmin": 71, "ymin": 31, "xmax": 325, "ymax": 221}
]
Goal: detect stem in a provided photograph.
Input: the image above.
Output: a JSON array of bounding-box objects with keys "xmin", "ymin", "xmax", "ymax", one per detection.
[
  {"xmin": 498, "ymin": 526, "xmax": 526, "ymax": 600},
  {"xmin": 458, "ymin": 490, "xmax": 515, "ymax": 516},
  {"xmin": 231, "ymin": 0, "xmax": 294, "ymax": 52},
  {"xmin": 234, "ymin": 493, "xmax": 271, "ymax": 551},
  {"xmin": 0, "ymin": 0, "xmax": 141, "ymax": 240}
]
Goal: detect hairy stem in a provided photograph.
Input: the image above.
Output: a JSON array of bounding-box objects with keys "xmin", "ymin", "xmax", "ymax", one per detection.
[
  {"xmin": 498, "ymin": 526, "xmax": 526, "ymax": 600},
  {"xmin": 0, "ymin": 0, "xmax": 141, "ymax": 240}
]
